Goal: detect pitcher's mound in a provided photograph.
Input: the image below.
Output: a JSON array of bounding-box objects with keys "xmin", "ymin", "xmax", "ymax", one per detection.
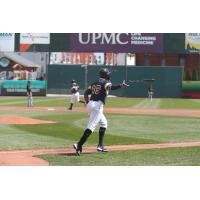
[{"xmin": 0, "ymin": 116, "xmax": 55, "ymax": 125}]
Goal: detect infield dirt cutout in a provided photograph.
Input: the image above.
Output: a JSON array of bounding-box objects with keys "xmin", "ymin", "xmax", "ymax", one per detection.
[
  {"xmin": 0, "ymin": 116, "xmax": 55, "ymax": 125},
  {"xmin": 1, "ymin": 106, "xmax": 200, "ymax": 165}
]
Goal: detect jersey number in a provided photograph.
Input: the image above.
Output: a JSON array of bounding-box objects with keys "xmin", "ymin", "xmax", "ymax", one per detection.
[{"xmin": 92, "ymin": 85, "xmax": 101, "ymax": 95}]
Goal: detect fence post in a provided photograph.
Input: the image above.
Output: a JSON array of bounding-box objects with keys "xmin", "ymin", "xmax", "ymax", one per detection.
[{"xmin": 81, "ymin": 64, "xmax": 88, "ymax": 89}]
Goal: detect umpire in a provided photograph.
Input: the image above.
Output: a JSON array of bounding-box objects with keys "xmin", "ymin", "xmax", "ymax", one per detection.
[{"xmin": 27, "ymin": 81, "xmax": 33, "ymax": 107}]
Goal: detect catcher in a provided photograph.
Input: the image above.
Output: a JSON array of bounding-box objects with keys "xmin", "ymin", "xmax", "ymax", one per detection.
[{"xmin": 68, "ymin": 80, "xmax": 84, "ymax": 110}]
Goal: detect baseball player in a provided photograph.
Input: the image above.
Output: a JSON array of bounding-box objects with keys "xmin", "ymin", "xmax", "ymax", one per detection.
[
  {"xmin": 68, "ymin": 80, "xmax": 84, "ymax": 110},
  {"xmin": 27, "ymin": 81, "xmax": 33, "ymax": 107},
  {"xmin": 73, "ymin": 68, "xmax": 129, "ymax": 156},
  {"xmin": 148, "ymin": 85, "xmax": 154, "ymax": 101}
]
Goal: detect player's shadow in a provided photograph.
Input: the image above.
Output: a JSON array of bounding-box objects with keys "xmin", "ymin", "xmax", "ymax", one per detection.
[{"xmin": 58, "ymin": 152, "xmax": 94, "ymax": 156}]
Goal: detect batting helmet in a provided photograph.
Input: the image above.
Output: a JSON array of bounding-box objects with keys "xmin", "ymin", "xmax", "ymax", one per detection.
[
  {"xmin": 71, "ymin": 80, "xmax": 76, "ymax": 83},
  {"xmin": 99, "ymin": 68, "xmax": 111, "ymax": 80}
]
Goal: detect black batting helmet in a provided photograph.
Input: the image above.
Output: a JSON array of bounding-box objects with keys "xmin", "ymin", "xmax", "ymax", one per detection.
[
  {"xmin": 99, "ymin": 68, "xmax": 111, "ymax": 80},
  {"xmin": 71, "ymin": 79, "xmax": 76, "ymax": 83}
]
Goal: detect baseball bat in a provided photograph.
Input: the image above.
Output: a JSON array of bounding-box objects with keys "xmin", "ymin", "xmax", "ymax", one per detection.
[{"xmin": 128, "ymin": 78, "xmax": 155, "ymax": 84}]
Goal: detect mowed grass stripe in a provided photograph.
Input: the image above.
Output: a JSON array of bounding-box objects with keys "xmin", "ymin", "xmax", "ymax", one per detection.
[
  {"xmin": 0, "ymin": 97, "xmax": 66, "ymax": 106},
  {"xmin": 13, "ymin": 112, "xmax": 200, "ymax": 150},
  {"xmin": 1, "ymin": 97, "xmax": 200, "ymax": 109},
  {"xmin": 159, "ymin": 99, "xmax": 200, "ymax": 109},
  {"xmin": 133, "ymin": 99, "xmax": 160, "ymax": 108},
  {"xmin": 39, "ymin": 146, "xmax": 200, "ymax": 166},
  {"xmin": 191, "ymin": 99, "xmax": 200, "ymax": 103},
  {"xmin": 0, "ymin": 124, "xmax": 75, "ymax": 150},
  {"xmin": 0, "ymin": 97, "xmax": 144, "ymax": 108},
  {"xmin": 73, "ymin": 114, "xmax": 200, "ymax": 142}
]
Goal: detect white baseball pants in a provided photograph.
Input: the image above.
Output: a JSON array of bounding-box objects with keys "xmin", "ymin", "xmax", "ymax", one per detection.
[
  {"xmin": 86, "ymin": 100, "xmax": 107, "ymax": 132},
  {"xmin": 70, "ymin": 92, "xmax": 80, "ymax": 103},
  {"xmin": 27, "ymin": 93, "xmax": 33, "ymax": 107}
]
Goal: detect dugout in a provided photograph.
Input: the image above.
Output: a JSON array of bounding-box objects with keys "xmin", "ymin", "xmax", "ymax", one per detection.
[{"xmin": 47, "ymin": 65, "xmax": 183, "ymax": 98}]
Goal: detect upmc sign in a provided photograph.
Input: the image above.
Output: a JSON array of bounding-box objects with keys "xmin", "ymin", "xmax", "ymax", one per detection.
[{"xmin": 70, "ymin": 33, "xmax": 163, "ymax": 53}]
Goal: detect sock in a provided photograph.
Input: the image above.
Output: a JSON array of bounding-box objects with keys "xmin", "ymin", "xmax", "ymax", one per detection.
[
  {"xmin": 69, "ymin": 103, "xmax": 73, "ymax": 109},
  {"xmin": 98, "ymin": 127, "xmax": 106, "ymax": 147},
  {"xmin": 78, "ymin": 128, "xmax": 92, "ymax": 147}
]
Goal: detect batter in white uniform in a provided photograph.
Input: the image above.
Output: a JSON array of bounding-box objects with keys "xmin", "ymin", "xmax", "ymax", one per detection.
[{"xmin": 73, "ymin": 68, "xmax": 129, "ymax": 156}]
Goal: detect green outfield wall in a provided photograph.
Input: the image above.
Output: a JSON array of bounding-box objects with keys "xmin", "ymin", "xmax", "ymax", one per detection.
[
  {"xmin": 47, "ymin": 65, "xmax": 85, "ymax": 94},
  {"xmin": 47, "ymin": 65, "xmax": 183, "ymax": 98},
  {"xmin": 0, "ymin": 80, "xmax": 46, "ymax": 96}
]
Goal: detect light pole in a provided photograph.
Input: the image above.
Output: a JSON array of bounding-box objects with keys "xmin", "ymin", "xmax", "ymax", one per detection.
[{"xmin": 81, "ymin": 64, "xmax": 88, "ymax": 89}]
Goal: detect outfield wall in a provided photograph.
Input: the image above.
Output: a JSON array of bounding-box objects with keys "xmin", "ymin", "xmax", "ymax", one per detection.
[
  {"xmin": 47, "ymin": 65, "xmax": 183, "ymax": 98},
  {"xmin": 0, "ymin": 80, "xmax": 46, "ymax": 96}
]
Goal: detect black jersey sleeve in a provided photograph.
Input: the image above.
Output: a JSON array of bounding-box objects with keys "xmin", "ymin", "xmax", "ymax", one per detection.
[
  {"xmin": 27, "ymin": 85, "xmax": 31, "ymax": 93},
  {"xmin": 104, "ymin": 81, "xmax": 122, "ymax": 91},
  {"xmin": 111, "ymin": 84, "xmax": 122, "ymax": 90}
]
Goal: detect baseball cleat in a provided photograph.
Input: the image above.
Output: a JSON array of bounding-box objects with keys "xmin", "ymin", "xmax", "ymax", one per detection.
[
  {"xmin": 97, "ymin": 145, "xmax": 108, "ymax": 152},
  {"xmin": 73, "ymin": 143, "xmax": 82, "ymax": 156}
]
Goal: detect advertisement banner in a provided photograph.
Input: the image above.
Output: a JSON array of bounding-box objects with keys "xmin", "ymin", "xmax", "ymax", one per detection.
[
  {"xmin": 185, "ymin": 33, "xmax": 200, "ymax": 52},
  {"xmin": 0, "ymin": 80, "xmax": 46, "ymax": 96},
  {"xmin": 20, "ymin": 33, "xmax": 50, "ymax": 52},
  {"xmin": 70, "ymin": 33, "xmax": 163, "ymax": 53},
  {"xmin": 0, "ymin": 33, "xmax": 15, "ymax": 52}
]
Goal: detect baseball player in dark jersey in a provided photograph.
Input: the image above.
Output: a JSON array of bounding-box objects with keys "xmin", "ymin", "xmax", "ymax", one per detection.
[
  {"xmin": 27, "ymin": 81, "xmax": 33, "ymax": 107},
  {"xmin": 73, "ymin": 68, "xmax": 129, "ymax": 156}
]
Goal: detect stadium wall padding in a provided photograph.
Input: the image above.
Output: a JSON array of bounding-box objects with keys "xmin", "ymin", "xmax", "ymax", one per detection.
[
  {"xmin": 47, "ymin": 65, "xmax": 183, "ymax": 98},
  {"xmin": 0, "ymin": 80, "xmax": 46, "ymax": 96},
  {"xmin": 47, "ymin": 65, "xmax": 85, "ymax": 94}
]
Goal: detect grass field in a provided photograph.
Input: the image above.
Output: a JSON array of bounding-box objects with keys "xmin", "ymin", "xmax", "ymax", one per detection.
[
  {"xmin": 1, "ymin": 96, "xmax": 200, "ymax": 109},
  {"xmin": 39, "ymin": 147, "xmax": 200, "ymax": 166},
  {"xmin": 1, "ymin": 96, "xmax": 200, "ymax": 165}
]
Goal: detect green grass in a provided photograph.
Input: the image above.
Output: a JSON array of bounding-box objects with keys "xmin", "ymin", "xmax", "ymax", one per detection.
[
  {"xmin": 12, "ymin": 113, "xmax": 160, "ymax": 150},
  {"xmin": 0, "ymin": 124, "xmax": 72, "ymax": 150},
  {"xmin": 0, "ymin": 97, "xmax": 143, "ymax": 108},
  {"xmin": 1, "ymin": 97, "xmax": 200, "ymax": 165},
  {"xmin": 1, "ymin": 98, "xmax": 200, "ymax": 150},
  {"xmin": 1, "ymin": 96, "xmax": 200, "ymax": 109},
  {"xmin": 159, "ymin": 98, "xmax": 200, "ymax": 109},
  {"xmin": 9, "ymin": 112, "xmax": 200, "ymax": 152},
  {"xmin": 105, "ymin": 97, "xmax": 143, "ymax": 107},
  {"xmin": 38, "ymin": 146, "xmax": 200, "ymax": 166},
  {"xmin": 75, "ymin": 114, "xmax": 200, "ymax": 142},
  {"xmin": 0, "ymin": 97, "xmax": 69, "ymax": 107}
]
